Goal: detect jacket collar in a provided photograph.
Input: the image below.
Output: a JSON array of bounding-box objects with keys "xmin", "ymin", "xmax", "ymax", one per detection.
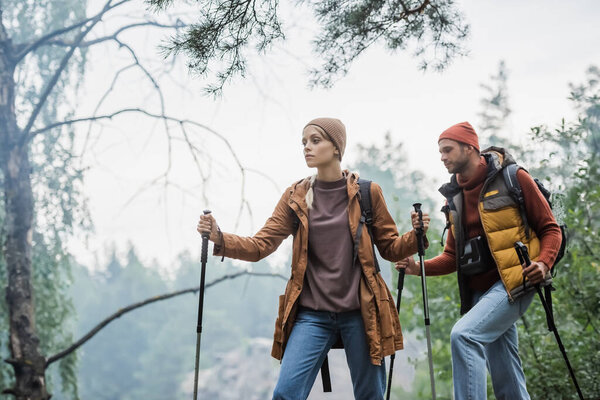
[{"xmin": 288, "ymin": 170, "xmax": 359, "ymax": 213}]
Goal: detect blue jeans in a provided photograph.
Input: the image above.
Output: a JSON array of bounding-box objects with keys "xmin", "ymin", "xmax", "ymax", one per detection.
[
  {"xmin": 272, "ymin": 308, "xmax": 386, "ymax": 400},
  {"xmin": 451, "ymin": 279, "xmax": 535, "ymax": 400}
]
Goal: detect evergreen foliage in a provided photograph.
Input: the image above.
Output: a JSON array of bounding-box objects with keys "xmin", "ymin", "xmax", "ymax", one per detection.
[{"xmin": 148, "ymin": 0, "xmax": 469, "ymax": 93}]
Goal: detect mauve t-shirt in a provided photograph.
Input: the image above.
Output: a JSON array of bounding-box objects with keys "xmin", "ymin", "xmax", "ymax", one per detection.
[{"xmin": 298, "ymin": 177, "xmax": 361, "ymax": 312}]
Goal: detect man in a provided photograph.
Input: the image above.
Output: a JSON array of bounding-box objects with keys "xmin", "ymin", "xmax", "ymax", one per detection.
[{"xmin": 398, "ymin": 122, "xmax": 562, "ymax": 400}]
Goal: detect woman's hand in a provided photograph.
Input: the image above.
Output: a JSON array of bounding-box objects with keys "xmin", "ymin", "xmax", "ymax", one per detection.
[
  {"xmin": 395, "ymin": 257, "xmax": 420, "ymax": 275},
  {"xmin": 197, "ymin": 213, "xmax": 222, "ymax": 245},
  {"xmin": 410, "ymin": 211, "xmax": 430, "ymax": 234}
]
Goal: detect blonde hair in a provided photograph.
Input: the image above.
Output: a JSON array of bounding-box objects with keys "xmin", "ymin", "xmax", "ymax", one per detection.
[{"xmin": 305, "ymin": 174, "xmax": 317, "ymax": 210}]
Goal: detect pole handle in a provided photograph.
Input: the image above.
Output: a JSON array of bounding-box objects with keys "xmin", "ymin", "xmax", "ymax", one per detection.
[
  {"xmin": 413, "ymin": 203, "xmax": 425, "ymax": 256},
  {"xmin": 397, "ymin": 267, "xmax": 406, "ymax": 291},
  {"xmin": 202, "ymin": 209, "xmax": 212, "ymax": 239},
  {"xmin": 514, "ymin": 241, "xmax": 531, "ymax": 267}
]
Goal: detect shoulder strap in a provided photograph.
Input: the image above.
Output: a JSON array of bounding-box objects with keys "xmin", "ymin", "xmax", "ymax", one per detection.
[
  {"xmin": 502, "ymin": 164, "xmax": 531, "ymax": 239},
  {"xmin": 291, "ymin": 210, "xmax": 300, "ymax": 236},
  {"xmin": 440, "ymin": 203, "xmax": 451, "ymax": 248},
  {"xmin": 353, "ymin": 179, "xmax": 380, "ymax": 272},
  {"xmin": 358, "ymin": 179, "xmax": 373, "ymax": 225}
]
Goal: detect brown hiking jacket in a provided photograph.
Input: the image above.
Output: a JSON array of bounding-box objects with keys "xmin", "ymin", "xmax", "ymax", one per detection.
[{"xmin": 214, "ymin": 171, "xmax": 420, "ymax": 365}]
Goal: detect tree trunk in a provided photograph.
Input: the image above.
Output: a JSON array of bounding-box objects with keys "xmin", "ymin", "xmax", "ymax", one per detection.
[{"xmin": 1, "ymin": 29, "xmax": 50, "ymax": 400}]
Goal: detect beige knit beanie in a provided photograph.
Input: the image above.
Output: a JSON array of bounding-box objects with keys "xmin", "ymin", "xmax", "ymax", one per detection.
[{"xmin": 304, "ymin": 117, "xmax": 346, "ymax": 161}]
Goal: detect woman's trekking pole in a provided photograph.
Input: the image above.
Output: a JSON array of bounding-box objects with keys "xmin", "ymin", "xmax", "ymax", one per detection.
[
  {"xmin": 414, "ymin": 203, "xmax": 437, "ymax": 400},
  {"xmin": 514, "ymin": 242, "xmax": 584, "ymax": 400},
  {"xmin": 385, "ymin": 267, "xmax": 406, "ymax": 400},
  {"xmin": 193, "ymin": 210, "xmax": 211, "ymax": 400}
]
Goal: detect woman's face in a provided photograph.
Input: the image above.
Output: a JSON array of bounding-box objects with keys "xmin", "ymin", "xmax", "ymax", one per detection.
[{"xmin": 302, "ymin": 126, "xmax": 339, "ymax": 168}]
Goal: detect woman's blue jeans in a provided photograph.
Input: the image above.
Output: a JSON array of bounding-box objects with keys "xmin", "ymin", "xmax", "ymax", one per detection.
[
  {"xmin": 451, "ymin": 279, "xmax": 535, "ymax": 400},
  {"xmin": 272, "ymin": 307, "xmax": 386, "ymax": 400}
]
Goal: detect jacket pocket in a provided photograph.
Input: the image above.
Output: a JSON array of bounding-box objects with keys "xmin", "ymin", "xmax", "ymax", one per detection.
[
  {"xmin": 379, "ymin": 298, "xmax": 395, "ymax": 339},
  {"xmin": 273, "ymin": 294, "xmax": 285, "ymax": 344},
  {"xmin": 377, "ymin": 281, "xmax": 396, "ymax": 339}
]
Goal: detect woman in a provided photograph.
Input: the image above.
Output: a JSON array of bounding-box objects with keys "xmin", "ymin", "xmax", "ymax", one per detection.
[{"xmin": 197, "ymin": 117, "xmax": 429, "ymax": 400}]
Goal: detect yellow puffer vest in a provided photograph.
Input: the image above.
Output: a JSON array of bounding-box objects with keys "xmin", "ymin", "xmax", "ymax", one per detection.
[{"xmin": 440, "ymin": 147, "xmax": 551, "ymax": 314}]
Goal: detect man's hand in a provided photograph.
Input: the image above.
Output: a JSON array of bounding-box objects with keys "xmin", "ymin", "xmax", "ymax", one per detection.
[
  {"xmin": 411, "ymin": 211, "xmax": 430, "ymax": 234},
  {"xmin": 522, "ymin": 260, "xmax": 549, "ymax": 285},
  {"xmin": 395, "ymin": 257, "xmax": 420, "ymax": 275}
]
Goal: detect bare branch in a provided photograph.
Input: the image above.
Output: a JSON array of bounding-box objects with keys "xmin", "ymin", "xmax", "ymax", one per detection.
[
  {"xmin": 39, "ymin": 21, "xmax": 186, "ymax": 49},
  {"xmin": 31, "ymin": 107, "xmax": 246, "ymax": 179},
  {"xmin": 20, "ymin": 0, "xmax": 113, "ymax": 142},
  {"xmin": 1, "ymin": 388, "xmax": 18, "ymax": 396},
  {"xmin": 45, "ymin": 270, "xmax": 287, "ymax": 366},
  {"xmin": 179, "ymin": 122, "xmax": 210, "ymax": 205},
  {"xmin": 12, "ymin": 0, "xmax": 132, "ymax": 63},
  {"xmin": 79, "ymin": 63, "xmax": 137, "ymax": 157},
  {"xmin": 31, "ymin": 107, "xmax": 259, "ymax": 227}
]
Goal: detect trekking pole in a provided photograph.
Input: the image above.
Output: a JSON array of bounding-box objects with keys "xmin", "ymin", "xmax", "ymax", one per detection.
[
  {"xmin": 413, "ymin": 203, "xmax": 437, "ymax": 400},
  {"xmin": 386, "ymin": 267, "xmax": 406, "ymax": 400},
  {"xmin": 514, "ymin": 242, "xmax": 584, "ymax": 400},
  {"xmin": 193, "ymin": 210, "xmax": 211, "ymax": 400}
]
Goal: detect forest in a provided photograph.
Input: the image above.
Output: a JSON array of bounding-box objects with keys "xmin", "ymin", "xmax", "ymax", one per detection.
[{"xmin": 0, "ymin": 1, "xmax": 598, "ymax": 399}]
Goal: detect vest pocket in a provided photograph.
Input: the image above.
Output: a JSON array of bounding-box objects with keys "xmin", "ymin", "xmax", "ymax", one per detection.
[
  {"xmin": 483, "ymin": 195, "xmax": 515, "ymax": 210},
  {"xmin": 482, "ymin": 195, "xmax": 515, "ymax": 211}
]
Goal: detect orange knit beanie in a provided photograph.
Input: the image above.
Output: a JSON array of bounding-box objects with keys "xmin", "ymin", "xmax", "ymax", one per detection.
[{"xmin": 438, "ymin": 122, "xmax": 480, "ymax": 151}]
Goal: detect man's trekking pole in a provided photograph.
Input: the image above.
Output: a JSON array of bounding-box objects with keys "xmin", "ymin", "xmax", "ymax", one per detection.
[
  {"xmin": 414, "ymin": 203, "xmax": 437, "ymax": 400},
  {"xmin": 385, "ymin": 267, "xmax": 405, "ymax": 400},
  {"xmin": 514, "ymin": 242, "xmax": 584, "ymax": 400},
  {"xmin": 193, "ymin": 210, "xmax": 211, "ymax": 400}
]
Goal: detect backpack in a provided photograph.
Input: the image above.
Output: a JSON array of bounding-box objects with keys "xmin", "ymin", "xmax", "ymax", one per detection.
[
  {"xmin": 502, "ymin": 163, "xmax": 568, "ymax": 273},
  {"xmin": 503, "ymin": 163, "xmax": 568, "ymax": 332},
  {"xmin": 292, "ymin": 178, "xmax": 378, "ymax": 392}
]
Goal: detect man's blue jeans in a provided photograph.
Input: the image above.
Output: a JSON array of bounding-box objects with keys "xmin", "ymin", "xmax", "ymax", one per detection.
[
  {"xmin": 272, "ymin": 307, "xmax": 386, "ymax": 400},
  {"xmin": 451, "ymin": 279, "xmax": 535, "ymax": 400}
]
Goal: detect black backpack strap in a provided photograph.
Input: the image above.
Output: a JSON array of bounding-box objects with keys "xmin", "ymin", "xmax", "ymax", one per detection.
[
  {"xmin": 291, "ymin": 210, "xmax": 300, "ymax": 236},
  {"xmin": 320, "ymin": 355, "xmax": 332, "ymax": 392},
  {"xmin": 503, "ymin": 164, "xmax": 531, "ymax": 239},
  {"xmin": 354, "ymin": 178, "xmax": 380, "ymax": 272},
  {"xmin": 440, "ymin": 203, "xmax": 451, "ymax": 248}
]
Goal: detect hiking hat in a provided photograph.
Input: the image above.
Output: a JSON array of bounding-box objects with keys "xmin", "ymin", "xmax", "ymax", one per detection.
[
  {"xmin": 438, "ymin": 122, "xmax": 480, "ymax": 152},
  {"xmin": 304, "ymin": 117, "xmax": 346, "ymax": 161}
]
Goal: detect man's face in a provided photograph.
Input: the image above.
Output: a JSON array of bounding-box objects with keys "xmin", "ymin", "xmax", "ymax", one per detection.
[{"xmin": 438, "ymin": 139, "xmax": 470, "ymax": 174}]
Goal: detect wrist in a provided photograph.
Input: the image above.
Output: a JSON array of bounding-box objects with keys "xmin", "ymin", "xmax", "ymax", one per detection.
[{"xmin": 214, "ymin": 226, "xmax": 224, "ymax": 246}]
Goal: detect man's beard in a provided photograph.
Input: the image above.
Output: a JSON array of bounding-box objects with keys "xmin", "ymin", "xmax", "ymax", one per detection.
[{"xmin": 446, "ymin": 150, "xmax": 470, "ymax": 174}]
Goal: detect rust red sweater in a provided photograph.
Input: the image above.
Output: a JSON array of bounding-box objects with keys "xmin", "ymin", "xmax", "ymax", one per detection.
[{"xmin": 425, "ymin": 157, "xmax": 562, "ymax": 292}]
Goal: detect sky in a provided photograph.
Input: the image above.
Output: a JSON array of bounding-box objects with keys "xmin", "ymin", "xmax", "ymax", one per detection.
[{"xmin": 69, "ymin": 0, "xmax": 600, "ymax": 273}]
